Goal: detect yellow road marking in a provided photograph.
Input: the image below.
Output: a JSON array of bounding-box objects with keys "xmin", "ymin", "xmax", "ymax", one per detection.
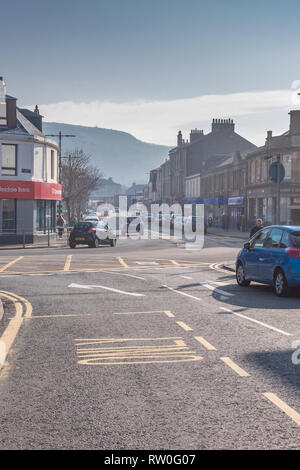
[
  {"xmin": 29, "ymin": 314, "xmax": 92, "ymax": 318},
  {"xmin": 220, "ymin": 357, "xmax": 250, "ymax": 377},
  {"xmin": 263, "ymin": 393, "xmax": 300, "ymax": 426},
  {"xmin": 75, "ymin": 336, "xmax": 202, "ymax": 365},
  {"xmin": 0, "ymin": 256, "xmax": 24, "ymax": 272},
  {"xmin": 117, "ymin": 257, "xmax": 129, "ymax": 268},
  {"xmin": 0, "ymin": 290, "xmax": 32, "ymax": 318},
  {"xmin": 170, "ymin": 260, "xmax": 180, "ymax": 266},
  {"xmin": 64, "ymin": 255, "xmax": 72, "ymax": 271},
  {"xmin": 0, "ymin": 291, "xmax": 32, "ymax": 370},
  {"xmin": 164, "ymin": 310, "xmax": 175, "ymax": 318},
  {"xmin": 176, "ymin": 321, "xmax": 193, "ymax": 331},
  {"xmin": 194, "ymin": 336, "xmax": 217, "ymax": 351}
]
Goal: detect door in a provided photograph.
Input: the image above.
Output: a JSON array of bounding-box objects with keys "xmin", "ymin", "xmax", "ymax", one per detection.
[
  {"xmin": 259, "ymin": 229, "xmax": 284, "ymax": 283},
  {"xmin": 245, "ymin": 228, "xmax": 270, "ymax": 280}
]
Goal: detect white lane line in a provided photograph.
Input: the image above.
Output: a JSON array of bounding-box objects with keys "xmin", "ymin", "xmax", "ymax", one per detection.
[
  {"xmin": 200, "ymin": 283, "xmax": 235, "ymax": 297},
  {"xmin": 162, "ymin": 285, "xmax": 202, "ymax": 301},
  {"xmin": 163, "ymin": 284, "xmax": 291, "ymax": 336},
  {"xmin": 102, "ymin": 270, "xmax": 146, "ymax": 281},
  {"xmin": 220, "ymin": 307, "xmax": 291, "ymax": 336},
  {"xmin": 180, "ymin": 276, "xmax": 193, "ymax": 280},
  {"xmin": 68, "ymin": 283, "xmax": 145, "ymax": 297},
  {"xmin": 263, "ymin": 393, "xmax": 300, "ymax": 426}
]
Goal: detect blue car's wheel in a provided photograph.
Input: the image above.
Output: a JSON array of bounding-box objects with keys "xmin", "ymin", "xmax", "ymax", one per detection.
[
  {"xmin": 236, "ymin": 262, "xmax": 250, "ymax": 287},
  {"xmin": 274, "ymin": 269, "xmax": 290, "ymax": 297}
]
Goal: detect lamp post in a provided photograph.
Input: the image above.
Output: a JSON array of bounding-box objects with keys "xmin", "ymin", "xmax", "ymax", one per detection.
[{"xmin": 46, "ymin": 131, "xmax": 76, "ymax": 214}]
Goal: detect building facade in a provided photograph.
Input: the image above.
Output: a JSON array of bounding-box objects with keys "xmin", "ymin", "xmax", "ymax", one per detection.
[
  {"xmin": 246, "ymin": 110, "xmax": 300, "ymax": 226},
  {"xmin": 0, "ymin": 77, "xmax": 61, "ymax": 243}
]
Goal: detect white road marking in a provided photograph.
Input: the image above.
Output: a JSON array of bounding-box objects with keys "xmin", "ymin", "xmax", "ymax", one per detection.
[
  {"xmin": 162, "ymin": 285, "xmax": 202, "ymax": 301},
  {"xmin": 68, "ymin": 283, "xmax": 145, "ymax": 297},
  {"xmin": 200, "ymin": 283, "xmax": 235, "ymax": 297},
  {"xmin": 220, "ymin": 306, "xmax": 291, "ymax": 336},
  {"xmin": 136, "ymin": 261, "xmax": 159, "ymax": 265},
  {"xmin": 163, "ymin": 284, "xmax": 291, "ymax": 336},
  {"xmin": 101, "ymin": 270, "xmax": 146, "ymax": 280},
  {"xmin": 180, "ymin": 275, "xmax": 193, "ymax": 280}
]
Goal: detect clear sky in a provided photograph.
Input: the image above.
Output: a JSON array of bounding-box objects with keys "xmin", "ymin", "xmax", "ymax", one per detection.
[{"xmin": 2, "ymin": 0, "xmax": 300, "ymax": 144}]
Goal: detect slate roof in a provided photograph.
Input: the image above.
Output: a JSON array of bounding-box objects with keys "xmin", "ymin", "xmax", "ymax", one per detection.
[{"xmin": 0, "ymin": 108, "xmax": 43, "ymax": 137}]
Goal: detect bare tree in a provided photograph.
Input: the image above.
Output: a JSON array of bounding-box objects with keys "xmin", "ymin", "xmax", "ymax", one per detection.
[{"xmin": 61, "ymin": 149, "xmax": 102, "ymax": 222}]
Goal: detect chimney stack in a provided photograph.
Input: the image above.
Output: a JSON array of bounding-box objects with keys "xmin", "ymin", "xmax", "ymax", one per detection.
[
  {"xmin": 177, "ymin": 130, "xmax": 183, "ymax": 146},
  {"xmin": 289, "ymin": 110, "xmax": 300, "ymax": 135},
  {"xmin": 212, "ymin": 118, "xmax": 235, "ymax": 133}
]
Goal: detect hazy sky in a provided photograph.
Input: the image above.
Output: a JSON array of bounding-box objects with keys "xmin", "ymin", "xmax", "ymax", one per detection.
[{"xmin": 2, "ymin": 0, "xmax": 300, "ymax": 144}]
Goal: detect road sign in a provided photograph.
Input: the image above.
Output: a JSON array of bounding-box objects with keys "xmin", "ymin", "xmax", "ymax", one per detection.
[{"xmin": 269, "ymin": 162, "xmax": 285, "ymax": 183}]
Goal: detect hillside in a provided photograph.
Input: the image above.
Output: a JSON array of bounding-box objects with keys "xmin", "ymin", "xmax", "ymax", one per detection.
[{"xmin": 43, "ymin": 122, "xmax": 170, "ymax": 185}]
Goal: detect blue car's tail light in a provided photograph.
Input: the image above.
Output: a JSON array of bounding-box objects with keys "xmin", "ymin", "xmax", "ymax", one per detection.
[{"xmin": 285, "ymin": 247, "xmax": 300, "ymax": 258}]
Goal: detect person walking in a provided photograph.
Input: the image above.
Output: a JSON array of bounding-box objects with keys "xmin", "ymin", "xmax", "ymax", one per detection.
[
  {"xmin": 57, "ymin": 214, "xmax": 65, "ymax": 238},
  {"xmin": 249, "ymin": 218, "xmax": 263, "ymax": 238}
]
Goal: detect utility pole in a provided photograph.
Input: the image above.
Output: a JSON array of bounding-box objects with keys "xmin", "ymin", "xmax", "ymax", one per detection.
[{"xmin": 46, "ymin": 131, "xmax": 76, "ymax": 214}]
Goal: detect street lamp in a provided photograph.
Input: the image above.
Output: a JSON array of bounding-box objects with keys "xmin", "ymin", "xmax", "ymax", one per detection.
[{"xmin": 46, "ymin": 131, "xmax": 76, "ymax": 214}]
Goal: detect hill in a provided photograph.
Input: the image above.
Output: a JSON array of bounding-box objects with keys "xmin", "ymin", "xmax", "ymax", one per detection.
[{"xmin": 43, "ymin": 122, "xmax": 170, "ymax": 185}]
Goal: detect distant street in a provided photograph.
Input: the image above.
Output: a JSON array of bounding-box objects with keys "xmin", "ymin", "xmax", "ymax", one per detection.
[{"xmin": 0, "ymin": 233, "xmax": 300, "ymax": 449}]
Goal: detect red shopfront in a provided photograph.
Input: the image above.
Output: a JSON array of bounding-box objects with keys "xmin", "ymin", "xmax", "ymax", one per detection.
[{"xmin": 0, "ymin": 181, "xmax": 62, "ymax": 239}]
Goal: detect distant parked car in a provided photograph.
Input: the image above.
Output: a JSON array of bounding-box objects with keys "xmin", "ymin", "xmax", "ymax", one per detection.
[
  {"xmin": 69, "ymin": 220, "xmax": 117, "ymax": 248},
  {"xmin": 236, "ymin": 225, "xmax": 300, "ymax": 296}
]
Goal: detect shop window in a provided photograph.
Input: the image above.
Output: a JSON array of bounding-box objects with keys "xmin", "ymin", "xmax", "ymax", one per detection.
[
  {"xmin": 2, "ymin": 199, "xmax": 16, "ymax": 232},
  {"xmin": 2, "ymin": 144, "xmax": 17, "ymax": 175}
]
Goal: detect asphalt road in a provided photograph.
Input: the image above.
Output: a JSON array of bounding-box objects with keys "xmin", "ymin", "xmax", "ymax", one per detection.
[{"xmin": 0, "ymin": 233, "xmax": 299, "ymax": 450}]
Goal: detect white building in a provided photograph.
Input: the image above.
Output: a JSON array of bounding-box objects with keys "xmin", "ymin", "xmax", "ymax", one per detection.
[{"xmin": 0, "ymin": 77, "xmax": 61, "ymax": 243}]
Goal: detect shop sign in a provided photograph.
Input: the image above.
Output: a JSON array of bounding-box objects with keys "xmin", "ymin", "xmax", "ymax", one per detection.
[
  {"xmin": 0, "ymin": 181, "xmax": 62, "ymax": 200},
  {"xmin": 228, "ymin": 196, "xmax": 245, "ymax": 206}
]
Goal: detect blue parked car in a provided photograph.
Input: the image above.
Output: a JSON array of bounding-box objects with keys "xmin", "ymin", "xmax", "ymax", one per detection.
[{"xmin": 236, "ymin": 225, "xmax": 300, "ymax": 296}]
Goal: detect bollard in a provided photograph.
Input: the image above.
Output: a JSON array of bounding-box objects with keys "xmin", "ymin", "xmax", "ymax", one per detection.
[
  {"xmin": 23, "ymin": 231, "xmax": 25, "ymax": 249},
  {"xmin": 48, "ymin": 228, "xmax": 50, "ymax": 247}
]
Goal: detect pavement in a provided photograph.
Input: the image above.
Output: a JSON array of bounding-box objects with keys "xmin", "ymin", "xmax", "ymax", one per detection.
[
  {"xmin": 0, "ymin": 232, "xmax": 299, "ymax": 450},
  {"xmin": 207, "ymin": 227, "xmax": 249, "ymax": 240}
]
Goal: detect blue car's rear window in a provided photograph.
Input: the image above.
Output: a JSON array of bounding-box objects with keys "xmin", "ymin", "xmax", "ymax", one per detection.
[{"xmin": 291, "ymin": 232, "xmax": 300, "ymax": 247}]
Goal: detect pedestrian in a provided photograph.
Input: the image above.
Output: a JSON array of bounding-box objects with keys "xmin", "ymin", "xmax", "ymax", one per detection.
[
  {"xmin": 249, "ymin": 218, "xmax": 263, "ymax": 238},
  {"xmin": 70, "ymin": 216, "xmax": 77, "ymax": 228},
  {"xmin": 57, "ymin": 214, "xmax": 65, "ymax": 238}
]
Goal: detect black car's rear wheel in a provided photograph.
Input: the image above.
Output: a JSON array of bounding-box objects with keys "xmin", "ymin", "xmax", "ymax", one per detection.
[
  {"xmin": 92, "ymin": 238, "xmax": 99, "ymax": 248},
  {"xmin": 236, "ymin": 262, "xmax": 250, "ymax": 286},
  {"xmin": 69, "ymin": 242, "xmax": 76, "ymax": 249}
]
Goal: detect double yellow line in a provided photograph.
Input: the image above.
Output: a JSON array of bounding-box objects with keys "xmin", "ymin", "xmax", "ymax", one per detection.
[{"xmin": 0, "ymin": 290, "xmax": 32, "ymax": 371}]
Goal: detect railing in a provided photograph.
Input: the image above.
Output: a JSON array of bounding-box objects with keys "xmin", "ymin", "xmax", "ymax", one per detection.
[{"xmin": 0, "ymin": 227, "xmax": 72, "ymax": 249}]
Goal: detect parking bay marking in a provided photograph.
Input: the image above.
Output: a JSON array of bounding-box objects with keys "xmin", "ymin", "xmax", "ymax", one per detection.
[
  {"xmin": 68, "ymin": 283, "xmax": 145, "ymax": 297},
  {"xmin": 74, "ymin": 337, "xmax": 202, "ymax": 365}
]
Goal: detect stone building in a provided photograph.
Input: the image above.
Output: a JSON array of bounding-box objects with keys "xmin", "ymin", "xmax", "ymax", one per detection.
[{"xmin": 246, "ymin": 110, "xmax": 300, "ymax": 226}]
